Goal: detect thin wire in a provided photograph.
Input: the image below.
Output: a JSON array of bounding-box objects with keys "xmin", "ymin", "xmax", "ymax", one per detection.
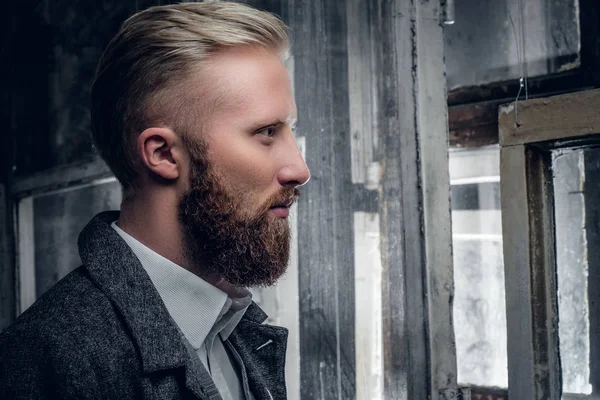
[
  {"xmin": 508, "ymin": 4, "xmax": 526, "ymax": 127},
  {"xmin": 508, "ymin": 9, "xmax": 522, "ymax": 71},
  {"xmin": 518, "ymin": 0, "xmax": 529, "ymax": 100}
]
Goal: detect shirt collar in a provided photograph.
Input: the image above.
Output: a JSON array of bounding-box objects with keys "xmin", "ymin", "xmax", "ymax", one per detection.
[{"xmin": 111, "ymin": 221, "xmax": 250, "ymax": 349}]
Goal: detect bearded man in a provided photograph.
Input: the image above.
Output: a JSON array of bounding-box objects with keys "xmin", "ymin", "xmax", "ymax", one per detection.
[{"xmin": 0, "ymin": 3, "xmax": 309, "ymax": 400}]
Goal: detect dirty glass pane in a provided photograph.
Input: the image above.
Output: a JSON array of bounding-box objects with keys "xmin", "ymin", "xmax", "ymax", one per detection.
[
  {"xmin": 552, "ymin": 147, "xmax": 598, "ymax": 396},
  {"xmin": 33, "ymin": 179, "xmax": 122, "ymax": 298},
  {"xmin": 445, "ymin": 0, "xmax": 580, "ymax": 90},
  {"xmin": 449, "ymin": 146, "xmax": 508, "ymax": 388}
]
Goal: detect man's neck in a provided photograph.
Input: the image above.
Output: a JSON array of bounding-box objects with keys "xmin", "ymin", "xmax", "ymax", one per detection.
[{"xmin": 118, "ymin": 193, "xmax": 189, "ymax": 271}]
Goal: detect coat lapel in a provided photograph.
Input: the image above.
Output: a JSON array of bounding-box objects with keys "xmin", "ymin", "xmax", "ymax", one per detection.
[{"xmin": 228, "ymin": 304, "xmax": 289, "ymax": 400}]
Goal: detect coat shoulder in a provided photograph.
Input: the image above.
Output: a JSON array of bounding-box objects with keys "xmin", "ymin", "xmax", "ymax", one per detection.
[
  {"xmin": 1, "ymin": 266, "xmax": 118, "ymax": 345},
  {"xmin": 0, "ymin": 266, "xmax": 142, "ymax": 398}
]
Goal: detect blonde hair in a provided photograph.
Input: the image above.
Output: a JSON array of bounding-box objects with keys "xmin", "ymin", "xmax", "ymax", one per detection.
[{"xmin": 91, "ymin": 2, "xmax": 291, "ymax": 199}]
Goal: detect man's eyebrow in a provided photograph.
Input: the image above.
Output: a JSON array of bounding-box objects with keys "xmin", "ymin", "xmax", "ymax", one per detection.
[{"xmin": 252, "ymin": 116, "xmax": 298, "ymax": 130}]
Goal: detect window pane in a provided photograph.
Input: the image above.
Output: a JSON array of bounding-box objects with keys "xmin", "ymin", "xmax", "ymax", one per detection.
[
  {"xmin": 552, "ymin": 147, "xmax": 596, "ymax": 395},
  {"xmin": 445, "ymin": 0, "xmax": 580, "ymax": 90},
  {"xmin": 450, "ymin": 147, "xmax": 508, "ymax": 388},
  {"xmin": 32, "ymin": 179, "xmax": 122, "ymax": 298}
]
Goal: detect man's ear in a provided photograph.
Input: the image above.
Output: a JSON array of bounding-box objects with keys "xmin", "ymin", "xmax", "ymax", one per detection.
[{"xmin": 137, "ymin": 127, "xmax": 182, "ymax": 181}]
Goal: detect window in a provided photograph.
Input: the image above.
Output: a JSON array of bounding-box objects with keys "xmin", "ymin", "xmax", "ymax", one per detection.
[
  {"xmin": 450, "ymin": 147, "xmax": 508, "ymax": 389},
  {"xmin": 499, "ymin": 88, "xmax": 600, "ymax": 399},
  {"xmin": 13, "ymin": 163, "xmax": 118, "ymax": 313}
]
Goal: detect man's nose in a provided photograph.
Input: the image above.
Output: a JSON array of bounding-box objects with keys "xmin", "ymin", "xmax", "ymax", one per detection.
[{"xmin": 277, "ymin": 138, "xmax": 311, "ymax": 187}]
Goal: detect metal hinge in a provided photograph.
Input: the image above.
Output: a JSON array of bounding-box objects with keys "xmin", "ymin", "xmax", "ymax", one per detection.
[{"xmin": 439, "ymin": 387, "xmax": 471, "ymax": 400}]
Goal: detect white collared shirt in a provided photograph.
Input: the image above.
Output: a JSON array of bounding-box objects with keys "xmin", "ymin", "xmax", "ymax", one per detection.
[{"xmin": 111, "ymin": 222, "xmax": 251, "ymax": 400}]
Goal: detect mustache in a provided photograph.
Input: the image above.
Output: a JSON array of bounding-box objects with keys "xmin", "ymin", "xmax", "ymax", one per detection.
[{"xmin": 256, "ymin": 187, "xmax": 301, "ymax": 215}]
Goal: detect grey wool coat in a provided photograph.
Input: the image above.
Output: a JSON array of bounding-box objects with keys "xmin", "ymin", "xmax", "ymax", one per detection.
[{"xmin": 0, "ymin": 211, "xmax": 289, "ymax": 400}]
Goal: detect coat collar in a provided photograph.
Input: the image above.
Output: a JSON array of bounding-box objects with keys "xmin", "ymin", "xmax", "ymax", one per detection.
[{"xmin": 78, "ymin": 211, "xmax": 189, "ymax": 373}]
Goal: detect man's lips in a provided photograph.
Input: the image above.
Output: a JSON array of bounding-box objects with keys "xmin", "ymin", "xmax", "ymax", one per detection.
[
  {"xmin": 267, "ymin": 192, "xmax": 298, "ymax": 218},
  {"xmin": 269, "ymin": 205, "xmax": 290, "ymax": 218}
]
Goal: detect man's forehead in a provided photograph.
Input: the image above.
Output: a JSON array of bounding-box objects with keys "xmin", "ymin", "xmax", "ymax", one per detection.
[
  {"xmin": 188, "ymin": 50, "xmax": 296, "ymax": 124},
  {"xmin": 205, "ymin": 85, "xmax": 297, "ymax": 126}
]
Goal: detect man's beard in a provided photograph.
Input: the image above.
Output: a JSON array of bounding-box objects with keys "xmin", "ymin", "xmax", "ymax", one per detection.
[{"xmin": 177, "ymin": 138, "xmax": 299, "ymax": 287}]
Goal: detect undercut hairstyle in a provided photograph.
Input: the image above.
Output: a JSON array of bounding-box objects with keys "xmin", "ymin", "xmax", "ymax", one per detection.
[{"xmin": 91, "ymin": 2, "xmax": 291, "ymax": 199}]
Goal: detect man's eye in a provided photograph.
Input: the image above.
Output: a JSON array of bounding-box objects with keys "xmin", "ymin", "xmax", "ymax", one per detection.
[{"xmin": 257, "ymin": 127, "xmax": 276, "ymax": 137}]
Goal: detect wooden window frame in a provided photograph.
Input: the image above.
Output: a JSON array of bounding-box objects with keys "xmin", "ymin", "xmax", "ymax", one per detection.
[{"xmin": 499, "ymin": 88, "xmax": 600, "ymax": 399}]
